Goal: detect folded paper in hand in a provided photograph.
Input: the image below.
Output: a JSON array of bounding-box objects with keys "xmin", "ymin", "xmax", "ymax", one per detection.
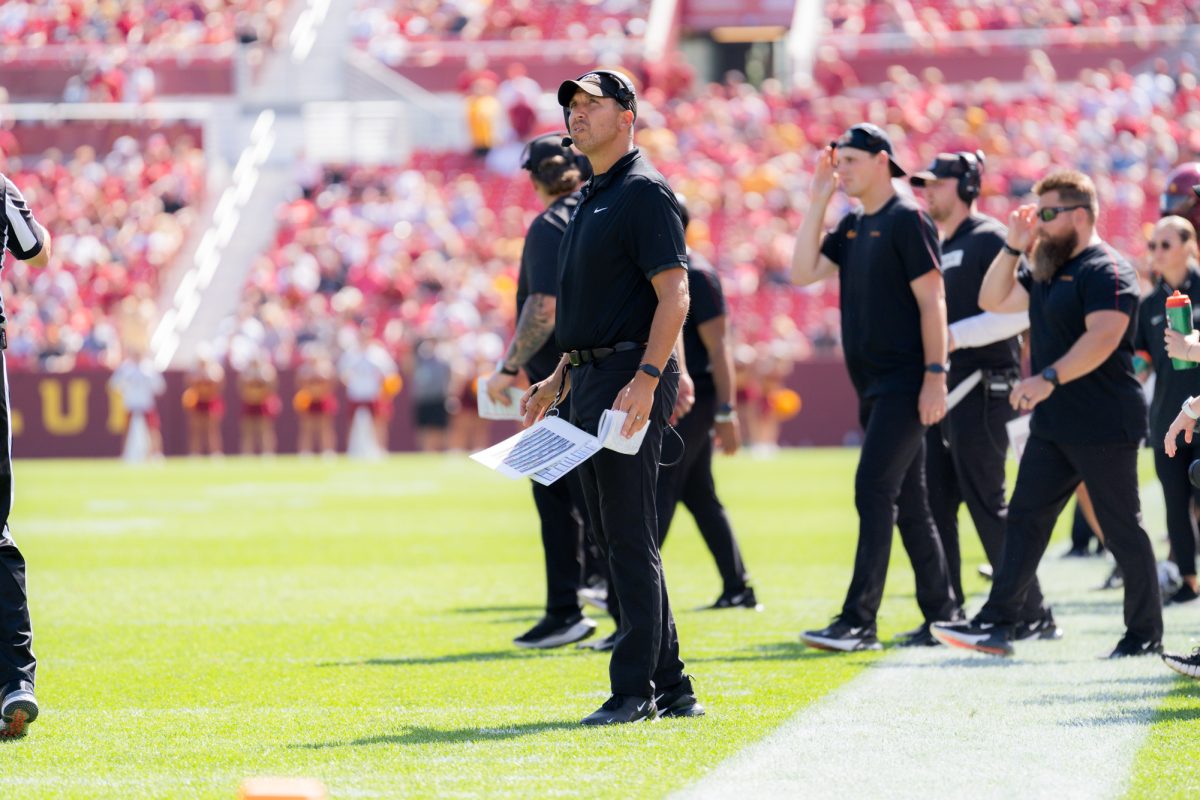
[
  {"xmin": 470, "ymin": 410, "xmax": 648, "ymax": 485},
  {"xmin": 477, "ymin": 377, "xmax": 525, "ymax": 421}
]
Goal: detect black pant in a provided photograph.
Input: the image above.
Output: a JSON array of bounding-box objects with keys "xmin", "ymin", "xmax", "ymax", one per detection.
[
  {"xmin": 570, "ymin": 349, "xmax": 685, "ymax": 697},
  {"xmin": 925, "ymin": 374, "xmax": 1014, "ymax": 606},
  {"xmin": 979, "ymin": 436, "xmax": 1163, "ymax": 641},
  {"xmin": 842, "ymin": 392, "xmax": 957, "ymax": 628},
  {"xmin": 1154, "ymin": 442, "xmax": 1200, "ymax": 577},
  {"xmin": 0, "ymin": 353, "xmax": 34, "ymax": 695},
  {"xmin": 656, "ymin": 391, "xmax": 750, "ymax": 594},
  {"xmin": 530, "ymin": 466, "xmax": 588, "ymax": 617}
]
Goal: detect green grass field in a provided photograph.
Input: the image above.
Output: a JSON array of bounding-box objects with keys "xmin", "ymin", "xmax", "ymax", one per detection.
[{"xmin": 0, "ymin": 451, "xmax": 1197, "ymax": 798}]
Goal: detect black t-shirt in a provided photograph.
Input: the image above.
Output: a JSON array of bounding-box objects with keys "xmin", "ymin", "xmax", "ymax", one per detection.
[
  {"xmin": 556, "ymin": 149, "xmax": 687, "ymax": 351},
  {"xmin": 1018, "ymin": 242, "xmax": 1146, "ymax": 444},
  {"xmin": 683, "ymin": 251, "xmax": 725, "ymax": 397},
  {"xmin": 942, "ymin": 213, "xmax": 1021, "ymax": 375},
  {"xmin": 820, "ymin": 193, "xmax": 941, "ymax": 398},
  {"xmin": 516, "ymin": 193, "xmax": 578, "ymax": 383},
  {"xmin": 1133, "ymin": 266, "xmax": 1200, "ymax": 441}
]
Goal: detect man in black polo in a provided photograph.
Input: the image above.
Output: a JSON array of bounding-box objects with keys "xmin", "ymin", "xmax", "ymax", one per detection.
[
  {"xmin": 907, "ymin": 152, "xmax": 1060, "ymax": 645},
  {"xmin": 656, "ymin": 199, "xmax": 759, "ymax": 611},
  {"xmin": 521, "ymin": 69, "xmax": 701, "ymax": 725},
  {"xmin": 483, "ymin": 133, "xmax": 598, "ymax": 649},
  {"xmin": 1, "ymin": 172, "xmax": 51, "ymax": 737},
  {"xmin": 932, "ymin": 169, "xmax": 1163, "ymax": 658},
  {"xmin": 791, "ymin": 124, "xmax": 959, "ymax": 652}
]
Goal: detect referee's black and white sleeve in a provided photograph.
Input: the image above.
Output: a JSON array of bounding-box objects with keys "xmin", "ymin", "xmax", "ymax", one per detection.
[{"xmin": 2, "ymin": 174, "xmax": 45, "ymax": 261}]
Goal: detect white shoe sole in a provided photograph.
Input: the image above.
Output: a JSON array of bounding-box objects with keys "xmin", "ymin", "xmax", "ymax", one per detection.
[
  {"xmin": 1163, "ymin": 656, "xmax": 1200, "ymax": 678},
  {"xmin": 514, "ymin": 618, "xmax": 597, "ymax": 649},
  {"xmin": 800, "ymin": 633, "xmax": 881, "ymax": 652}
]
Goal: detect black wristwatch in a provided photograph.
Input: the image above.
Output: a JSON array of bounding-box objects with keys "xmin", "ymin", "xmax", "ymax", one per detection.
[
  {"xmin": 1041, "ymin": 367, "xmax": 1060, "ymax": 388},
  {"xmin": 925, "ymin": 363, "xmax": 949, "ymax": 374},
  {"xmin": 637, "ymin": 363, "xmax": 662, "ymax": 379},
  {"xmin": 496, "ymin": 359, "xmax": 519, "ymax": 377},
  {"xmin": 1002, "ymin": 242, "xmax": 1023, "ymax": 257}
]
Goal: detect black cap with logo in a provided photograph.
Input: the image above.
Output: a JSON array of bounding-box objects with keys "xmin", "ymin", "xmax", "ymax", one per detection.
[
  {"xmin": 832, "ymin": 123, "xmax": 905, "ymax": 177},
  {"xmin": 557, "ymin": 70, "xmax": 638, "ymax": 119}
]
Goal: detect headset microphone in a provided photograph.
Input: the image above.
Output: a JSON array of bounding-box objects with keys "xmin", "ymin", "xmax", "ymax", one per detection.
[{"xmin": 562, "ymin": 136, "xmax": 573, "ymax": 147}]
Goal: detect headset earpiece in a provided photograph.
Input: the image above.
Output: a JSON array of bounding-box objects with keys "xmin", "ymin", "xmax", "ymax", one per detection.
[{"xmin": 956, "ymin": 151, "xmax": 983, "ymax": 204}]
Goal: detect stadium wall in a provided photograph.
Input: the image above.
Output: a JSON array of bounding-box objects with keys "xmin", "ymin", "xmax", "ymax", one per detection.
[{"xmin": 7, "ymin": 360, "xmax": 860, "ymax": 457}]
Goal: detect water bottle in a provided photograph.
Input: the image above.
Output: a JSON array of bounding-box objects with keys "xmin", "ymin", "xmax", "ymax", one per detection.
[{"xmin": 1166, "ymin": 291, "xmax": 1199, "ymax": 371}]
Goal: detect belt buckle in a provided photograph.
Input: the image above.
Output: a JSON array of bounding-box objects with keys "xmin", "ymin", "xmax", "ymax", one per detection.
[{"xmin": 568, "ymin": 351, "xmax": 583, "ymax": 367}]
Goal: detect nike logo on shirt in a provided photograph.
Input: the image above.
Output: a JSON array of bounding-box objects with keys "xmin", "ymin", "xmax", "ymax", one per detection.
[{"xmin": 593, "ymin": 207, "xmax": 608, "ymax": 214}]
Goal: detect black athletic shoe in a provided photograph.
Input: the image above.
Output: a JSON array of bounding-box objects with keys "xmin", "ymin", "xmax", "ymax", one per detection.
[
  {"xmin": 1166, "ymin": 584, "xmax": 1200, "ymax": 606},
  {"xmin": 977, "ymin": 564, "xmax": 994, "ymax": 580},
  {"xmin": 577, "ymin": 631, "xmax": 617, "ymax": 652},
  {"xmin": 513, "ymin": 613, "xmax": 596, "ymax": 649},
  {"xmin": 1107, "ymin": 634, "xmax": 1163, "ymax": 659},
  {"xmin": 800, "ymin": 618, "xmax": 882, "ymax": 652},
  {"xmin": 1163, "ymin": 647, "xmax": 1200, "ymax": 678},
  {"xmin": 1097, "ymin": 564, "xmax": 1124, "ymax": 591},
  {"xmin": 581, "ymin": 694, "xmax": 656, "ymax": 726},
  {"xmin": 654, "ymin": 675, "xmax": 705, "ymax": 718},
  {"xmin": 577, "ymin": 579, "xmax": 609, "ymax": 613},
  {"xmin": 895, "ymin": 623, "xmax": 941, "ymax": 648},
  {"xmin": 1062, "ymin": 545, "xmax": 1091, "ymax": 558},
  {"xmin": 1014, "ymin": 607, "xmax": 1064, "ymax": 641},
  {"xmin": 929, "ymin": 619, "xmax": 1014, "ymax": 657},
  {"xmin": 701, "ymin": 586, "xmax": 762, "ymax": 611},
  {"xmin": 0, "ymin": 688, "xmax": 38, "ymax": 738}
]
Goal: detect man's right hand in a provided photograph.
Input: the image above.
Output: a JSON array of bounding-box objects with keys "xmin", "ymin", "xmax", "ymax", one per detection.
[
  {"xmin": 812, "ymin": 146, "xmax": 839, "ymax": 203},
  {"xmin": 520, "ymin": 376, "xmax": 560, "ymax": 427},
  {"xmin": 1006, "ymin": 204, "xmax": 1038, "ymax": 253}
]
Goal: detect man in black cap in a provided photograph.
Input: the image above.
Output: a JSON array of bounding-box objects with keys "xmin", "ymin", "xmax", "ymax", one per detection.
[
  {"xmin": 907, "ymin": 152, "xmax": 1060, "ymax": 645},
  {"xmin": 791, "ymin": 124, "xmax": 959, "ymax": 652},
  {"xmin": 0, "ymin": 172, "xmax": 51, "ymax": 737},
  {"xmin": 932, "ymin": 169, "xmax": 1162, "ymax": 658},
  {"xmin": 484, "ymin": 133, "xmax": 598, "ymax": 650},
  {"xmin": 522, "ymin": 69, "xmax": 702, "ymax": 725}
]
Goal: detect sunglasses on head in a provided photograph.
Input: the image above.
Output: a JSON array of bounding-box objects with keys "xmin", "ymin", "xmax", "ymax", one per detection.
[
  {"xmin": 1147, "ymin": 240, "xmax": 1174, "ymax": 252},
  {"xmin": 1037, "ymin": 205, "xmax": 1086, "ymax": 222}
]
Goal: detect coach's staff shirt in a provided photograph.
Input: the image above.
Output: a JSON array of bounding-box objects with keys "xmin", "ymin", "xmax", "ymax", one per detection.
[
  {"xmin": 819, "ymin": 193, "xmax": 942, "ymax": 398},
  {"xmin": 942, "ymin": 214, "xmax": 1021, "ymax": 375},
  {"xmin": 1017, "ymin": 244, "xmax": 1147, "ymax": 444},
  {"xmin": 556, "ymin": 149, "xmax": 688, "ymax": 354}
]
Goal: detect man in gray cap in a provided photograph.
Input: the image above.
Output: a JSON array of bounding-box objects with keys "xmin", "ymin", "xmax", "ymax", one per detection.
[
  {"xmin": 791, "ymin": 124, "xmax": 959, "ymax": 652},
  {"xmin": 522, "ymin": 69, "xmax": 702, "ymax": 725}
]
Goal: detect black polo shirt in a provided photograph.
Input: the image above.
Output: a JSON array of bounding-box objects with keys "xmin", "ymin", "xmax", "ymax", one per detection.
[
  {"xmin": 516, "ymin": 192, "xmax": 578, "ymax": 383},
  {"xmin": 820, "ymin": 192, "xmax": 941, "ymax": 398},
  {"xmin": 1133, "ymin": 265, "xmax": 1200, "ymax": 441},
  {"xmin": 556, "ymin": 149, "xmax": 687, "ymax": 351},
  {"xmin": 1018, "ymin": 242, "xmax": 1146, "ymax": 445},
  {"xmin": 942, "ymin": 213, "xmax": 1021, "ymax": 376},
  {"xmin": 682, "ymin": 251, "xmax": 725, "ymax": 397}
]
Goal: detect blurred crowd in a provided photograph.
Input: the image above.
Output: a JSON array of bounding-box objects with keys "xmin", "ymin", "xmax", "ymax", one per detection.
[{"xmin": 0, "ymin": 133, "xmax": 206, "ymax": 370}]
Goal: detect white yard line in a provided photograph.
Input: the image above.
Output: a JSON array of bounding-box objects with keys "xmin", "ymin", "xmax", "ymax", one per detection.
[{"xmin": 676, "ymin": 539, "xmax": 1177, "ymax": 799}]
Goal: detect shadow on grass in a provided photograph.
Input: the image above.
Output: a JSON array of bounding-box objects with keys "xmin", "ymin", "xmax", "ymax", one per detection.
[
  {"xmin": 1068, "ymin": 676, "xmax": 1200, "ymax": 727},
  {"xmin": 690, "ymin": 642, "xmax": 860, "ymax": 663},
  {"xmin": 293, "ymin": 721, "xmax": 580, "ymax": 749},
  {"xmin": 455, "ymin": 605, "xmax": 543, "ymax": 615},
  {"xmin": 319, "ymin": 649, "xmax": 576, "ymax": 667}
]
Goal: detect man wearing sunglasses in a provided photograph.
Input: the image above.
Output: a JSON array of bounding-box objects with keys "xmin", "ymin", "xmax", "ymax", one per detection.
[
  {"xmin": 932, "ymin": 170, "xmax": 1163, "ymax": 659},
  {"xmin": 792, "ymin": 123, "xmax": 958, "ymax": 652}
]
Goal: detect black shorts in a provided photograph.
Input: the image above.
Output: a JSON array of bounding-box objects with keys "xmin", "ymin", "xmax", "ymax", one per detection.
[{"xmin": 415, "ymin": 398, "xmax": 449, "ymax": 429}]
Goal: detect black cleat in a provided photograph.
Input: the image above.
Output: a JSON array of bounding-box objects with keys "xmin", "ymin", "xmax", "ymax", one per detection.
[
  {"xmin": 654, "ymin": 675, "xmax": 705, "ymax": 718},
  {"xmin": 1107, "ymin": 634, "xmax": 1163, "ymax": 659},
  {"xmin": 1166, "ymin": 583, "xmax": 1200, "ymax": 606},
  {"xmin": 1062, "ymin": 544, "xmax": 1091, "ymax": 558},
  {"xmin": 577, "ymin": 579, "xmax": 609, "ymax": 613},
  {"xmin": 895, "ymin": 623, "xmax": 941, "ymax": 648},
  {"xmin": 581, "ymin": 694, "xmax": 656, "ymax": 726},
  {"xmin": 929, "ymin": 619, "xmax": 1014, "ymax": 657},
  {"xmin": 577, "ymin": 631, "xmax": 617, "ymax": 651},
  {"xmin": 0, "ymin": 689, "xmax": 38, "ymax": 738},
  {"xmin": 1163, "ymin": 647, "xmax": 1200, "ymax": 678},
  {"xmin": 513, "ymin": 613, "xmax": 596, "ymax": 649},
  {"xmin": 1097, "ymin": 564, "xmax": 1124, "ymax": 591},
  {"xmin": 800, "ymin": 618, "xmax": 882, "ymax": 652},
  {"xmin": 1015, "ymin": 607, "xmax": 1063, "ymax": 641},
  {"xmin": 701, "ymin": 586, "xmax": 762, "ymax": 611}
]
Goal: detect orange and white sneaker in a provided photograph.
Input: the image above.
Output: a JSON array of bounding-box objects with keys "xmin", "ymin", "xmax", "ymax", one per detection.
[{"xmin": 1, "ymin": 689, "xmax": 38, "ymax": 738}]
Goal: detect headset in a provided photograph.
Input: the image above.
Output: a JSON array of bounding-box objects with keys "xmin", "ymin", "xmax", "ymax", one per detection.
[
  {"xmin": 561, "ymin": 69, "xmax": 638, "ymax": 135},
  {"xmin": 955, "ymin": 150, "xmax": 986, "ymax": 204}
]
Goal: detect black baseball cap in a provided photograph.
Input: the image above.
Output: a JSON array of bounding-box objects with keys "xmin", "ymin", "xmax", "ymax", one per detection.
[
  {"xmin": 909, "ymin": 154, "xmax": 969, "ymax": 186},
  {"xmin": 832, "ymin": 123, "xmax": 905, "ymax": 177},
  {"xmin": 557, "ymin": 70, "xmax": 637, "ymax": 119},
  {"xmin": 521, "ymin": 133, "xmax": 573, "ymax": 172}
]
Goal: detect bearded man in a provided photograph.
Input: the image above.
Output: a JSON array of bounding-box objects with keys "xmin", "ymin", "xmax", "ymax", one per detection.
[{"xmin": 930, "ymin": 169, "xmax": 1164, "ymax": 659}]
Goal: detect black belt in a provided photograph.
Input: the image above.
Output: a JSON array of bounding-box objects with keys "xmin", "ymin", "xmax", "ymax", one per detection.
[{"xmin": 565, "ymin": 341, "xmax": 645, "ymax": 367}]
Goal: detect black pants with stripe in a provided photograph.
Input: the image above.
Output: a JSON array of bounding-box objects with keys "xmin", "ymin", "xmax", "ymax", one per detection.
[
  {"xmin": 1153, "ymin": 442, "xmax": 1200, "ymax": 578},
  {"xmin": 979, "ymin": 436, "xmax": 1163, "ymax": 642},
  {"xmin": 569, "ymin": 349, "xmax": 685, "ymax": 698},
  {"xmin": 655, "ymin": 390, "xmax": 750, "ymax": 595},
  {"xmin": 841, "ymin": 392, "xmax": 958, "ymax": 628},
  {"xmin": 0, "ymin": 354, "xmax": 35, "ymax": 696}
]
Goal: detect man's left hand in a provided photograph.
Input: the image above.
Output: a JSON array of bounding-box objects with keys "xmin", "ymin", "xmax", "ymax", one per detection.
[
  {"xmin": 918, "ymin": 376, "xmax": 947, "ymax": 426},
  {"xmin": 672, "ymin": 372, "xmax": 695, "ymax": 420},
  {"xmin": 484, "ymin": 371, "xmax": 516, "ymax": 405},
  {"xmin": 614, "ymin": 372, "xmax": 658, "ymax": 438}
]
